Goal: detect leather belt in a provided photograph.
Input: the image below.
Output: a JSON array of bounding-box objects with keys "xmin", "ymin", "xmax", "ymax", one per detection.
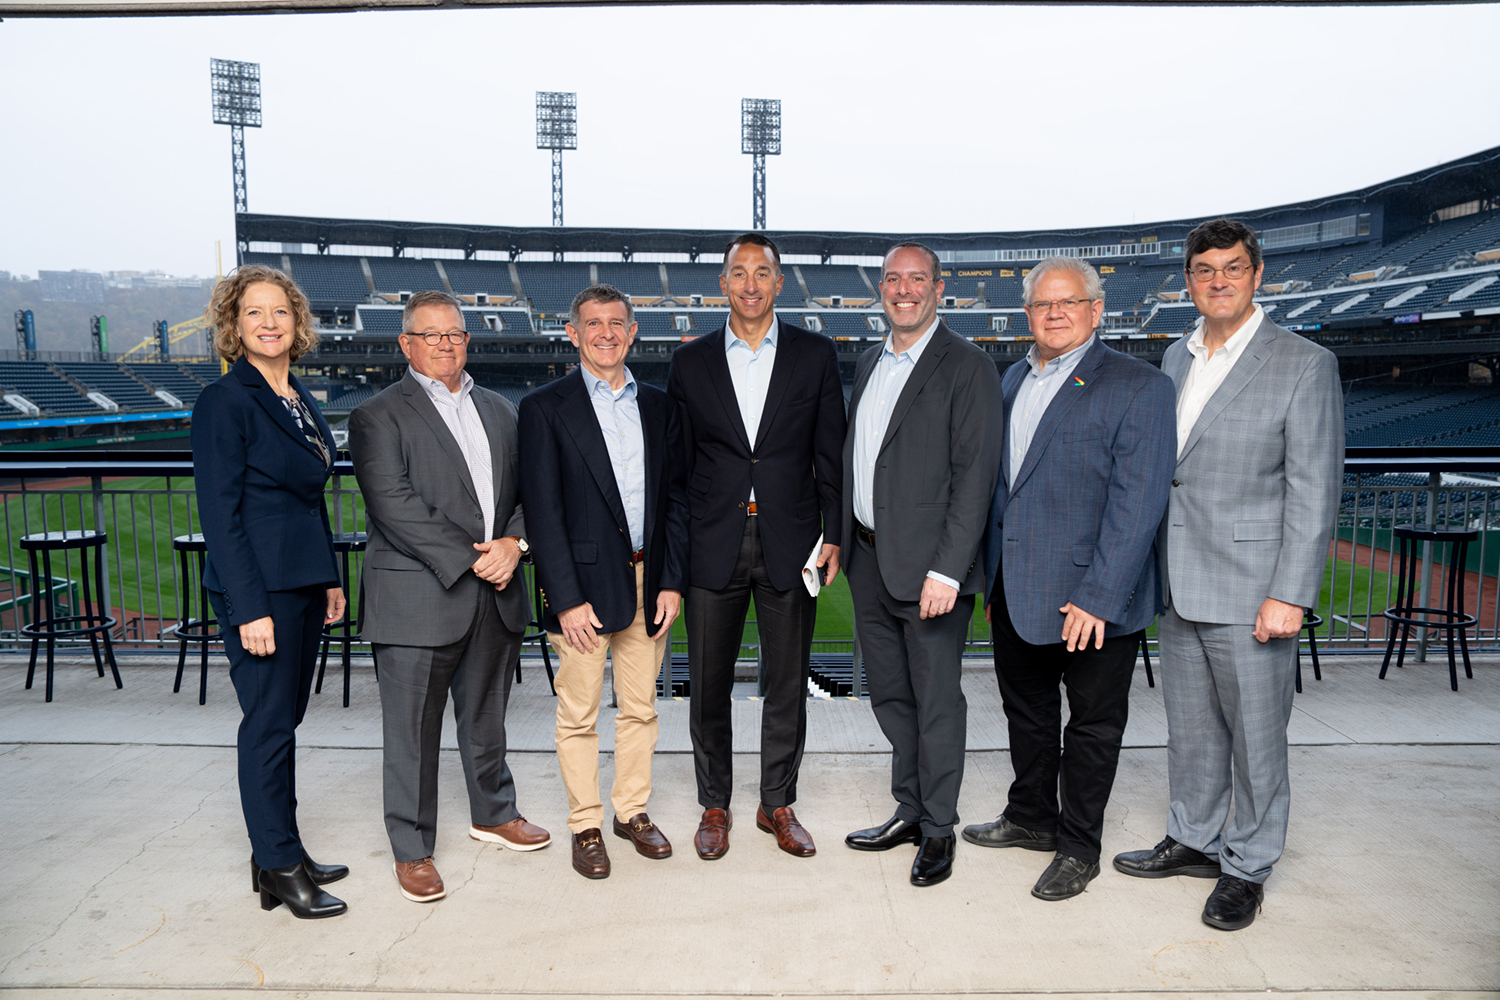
[
  {"xmin": 630, "ymin": 549, "xmax": 645, "ymax": 566},
  {"xmin": 746, "ymin": 501, "xmax": 758, "ymax": 515},
  {"xmin": 856, "ymin": 523, "xmax": 876, "ymax": 548}
]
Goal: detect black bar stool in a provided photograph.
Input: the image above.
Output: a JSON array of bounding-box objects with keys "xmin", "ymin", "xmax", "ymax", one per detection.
[
  {"xmin": 316, "ymin": 532, "xmax": 368, "ymax": 708},
  {"xmin": 1380, "ymin": 526, "xmax": 1478, "ymax": 692},
  {"xmin": 521, "ymin": 562, "xmax": 556, "ymax": 695},
  {"xmin": 1296, "ymin": 610, "xmax": 1323, "ymax": 694},
  {"xmin": 169, "ymin": 534, "xmax": 223, "ymax": 705},
  {"xmin": 20, "ymin": 530, "xmax": 121, "ymax": 703},
  {"xmin": 1138, "ymin": 635, "xmax": 1155, "ymax": 688}
]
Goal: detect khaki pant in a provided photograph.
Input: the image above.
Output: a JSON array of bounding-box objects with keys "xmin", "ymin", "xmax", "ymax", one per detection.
[{"xmin": 550, "ymin": 564, "xmax": 667, "ymax": 833}]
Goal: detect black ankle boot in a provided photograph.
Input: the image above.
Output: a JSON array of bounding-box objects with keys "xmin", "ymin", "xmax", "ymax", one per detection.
[
  {"xmin": 257, "ymin": 861, "xmax": 347, "ymax": 918},
  {"xmin": 252, "ymin": 853, "xmax": 349, "ymax": 892}
]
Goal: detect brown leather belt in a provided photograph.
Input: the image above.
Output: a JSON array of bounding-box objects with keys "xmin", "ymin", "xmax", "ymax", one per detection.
[
  {"xmin": 630, "ymin": 549, "xmax": 645, "ymax": 566},
  {"xmin": 745, "ymin": 501, "xmax": 758, "ymax": 515},
  {"xmin": 856, "ymin": 523, "xmax": 876, "ymax": 548}
]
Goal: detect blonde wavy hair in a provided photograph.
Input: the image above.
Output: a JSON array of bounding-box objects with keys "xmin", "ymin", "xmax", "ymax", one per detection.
[{"xmin": 207, "ymin": 264, "xmax": 319, "ymax": 363}]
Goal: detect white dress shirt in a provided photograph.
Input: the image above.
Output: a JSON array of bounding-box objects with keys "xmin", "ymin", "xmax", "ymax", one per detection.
[
  {"xmin": 411, "ymin": 368, "xmax": 495, "ymax": 541},
  {"xmin": 725, "ymin": 318, "xmax": 779, "ymax": 502},
  {"xmin": 852, "ymin": 318, "xmax": 959, "ymax": 590},
  {"xmin": 1008, "ymin": 334, "xmax": 1095, "ymax": 489},
  {"xmin": 1177, "ymin": 304, "xmax": 1264, "ymax": 458},
  {"xmin": 581, "ymin": 365, "xmax": 647, "ymax": 552}
]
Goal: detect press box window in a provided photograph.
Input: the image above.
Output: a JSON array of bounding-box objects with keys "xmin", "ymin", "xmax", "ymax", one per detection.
[{"xmin": 674, "ymin": 315, "xmax": 693, "ymax": 333}]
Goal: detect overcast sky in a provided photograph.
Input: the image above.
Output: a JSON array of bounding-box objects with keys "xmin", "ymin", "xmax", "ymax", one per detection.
[{"xmin": 1, "ymin": 3, "xmax": 1498, "ymax": 277}]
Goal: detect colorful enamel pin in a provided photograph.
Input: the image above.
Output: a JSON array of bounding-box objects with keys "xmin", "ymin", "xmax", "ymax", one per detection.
[{"xmin": 1071, "ymin": 376, "xmax": 1086, "ymax": 387}]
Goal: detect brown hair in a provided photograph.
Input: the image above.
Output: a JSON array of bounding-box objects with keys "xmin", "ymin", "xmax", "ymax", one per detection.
[
  {"xmin": 569, "ymin": 283, "xmax": 634, "ymax": 326},
  {"xmin": 722, "ymin": 232, "xmax": 782, "ymax": 274},
  {"xmin": 1183, "ymin": 218, "xmax": 1263, "ymax": 272},
  {"xmin": 883, "ymin": 241, "xmax": 943, "ymax": 281},
  {"xmin": 207, "ymin": 264, "xmax": 319, "ymax": 363},
  {"xmin": 402, "ymin": 289, "xmax": 465, "ymax": 333}
]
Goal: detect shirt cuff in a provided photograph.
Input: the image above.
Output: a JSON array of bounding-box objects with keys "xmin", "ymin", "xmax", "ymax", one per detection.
[{"xmin": 926, "ymin": 570, "xmax": 961, "ymax": 590}]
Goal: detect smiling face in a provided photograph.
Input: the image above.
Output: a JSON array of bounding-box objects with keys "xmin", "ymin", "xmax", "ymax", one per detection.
[
  {"xmin": 720, "ymin": 242, "xmax": 784, "ymax": 328},
  {"xmin": 236, "ymin": 281, "xmax": 296, "ymax": 364},
  {"xmin": 567, "ymin": 298, "xmax": 637, "ymax": 384},
  {"xmin": 1025, "ymin": 268, "xmax": 1104, "ymax": 363},
  {"xmin": 1186, "ymin": 241, "xmax": 1263, "ymax": 331},
  {"xmin": 880, "ymin": 246, "xmax": 944, "ymax": 340},
  {"xmin": 399, "ymin": 302, "xmax": 469, "ymax": 389}
]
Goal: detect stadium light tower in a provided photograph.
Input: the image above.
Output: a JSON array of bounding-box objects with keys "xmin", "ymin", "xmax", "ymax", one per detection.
[
  {"xmin": 536, "ymin": 92, "xmax": 577, "ymax": 229},
  {"xmin": 210, "ymin": 58, "xmax": 262, "ymax": 217},
  {"xmin": 741, "ymin": 98, "xmax": 781, "ymax": 231}
]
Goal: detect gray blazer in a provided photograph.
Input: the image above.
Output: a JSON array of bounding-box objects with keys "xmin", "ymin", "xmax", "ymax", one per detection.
[
  {"xmin": 840, "ymin": 322, "xmax": 1004, "ymax": 603},
  {"xmin": 349, "ymin": 370, "xmax": 529, "ymax": 646},
  {"xmin": 1159, "ymin": 320, "xmax": 1344, "ymax": 626}
]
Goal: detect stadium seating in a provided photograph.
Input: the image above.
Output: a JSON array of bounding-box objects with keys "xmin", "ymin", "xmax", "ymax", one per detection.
[
  {"xmin": 0, "ymin": 362, "xmax": 94, "ymax": 414},
  {"xmin": 125, "ymin": 364, "xmax": 208, "ymax": 406},
  {"xmin": 54, "ymin": 363, "xmax": 164, "ymax": 411},
  {"xmin": 801, "ymin": 265, "xmax": 875, "ymax": 301},
  {"xmin": 443, "ymin": 260, "xmax": 515, "ymax": 298},
  {"xmin": 595, "ymin": 263, "xmax": 665, "ymax": 299},
  {"xmin": 282, "ymin": 254, "xmax": 370, "ymax": 305},
  {"xmin": 663, "ymin": 263, "xmax": 731, "ymax": 301},
  {"xmin": 518, "ymin": 263, "xmax": 595, "ymax": 314},
  {"xmin": 366, "ymin": 257, "xmax": 445, "ymax": 296}
]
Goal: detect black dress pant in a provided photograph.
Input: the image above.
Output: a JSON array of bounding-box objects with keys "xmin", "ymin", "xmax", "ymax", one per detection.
[
  {"xmin": 687, "ymin": 516, "xmax": 816, "ymax": 810},
  {"xmin": 209, "ymin": 584, "xmax": 327, "ymax": 871},
  {"xmin": 847, "ymin": 533, "xmax": 971, "ymax": 838},
  {"xmin": 991, "ymin": 586, "xmax": 1140, "ymax": 864}
]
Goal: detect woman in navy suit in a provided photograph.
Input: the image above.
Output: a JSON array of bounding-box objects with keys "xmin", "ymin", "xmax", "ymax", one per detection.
[{"xmin": 192, "ymin": 265, "xmax": 348, "ymax": 919}]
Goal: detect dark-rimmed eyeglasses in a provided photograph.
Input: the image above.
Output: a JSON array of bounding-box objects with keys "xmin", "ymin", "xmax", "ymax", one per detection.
[{"xmin": 404, "ymin": 330, "xmax": 468, "ymax": 345}]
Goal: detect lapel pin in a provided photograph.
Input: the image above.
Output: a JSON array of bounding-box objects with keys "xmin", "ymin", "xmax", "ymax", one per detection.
[{"xmin": 1072, "ymin": 376, "xmax": 1086, "ymax": 387}]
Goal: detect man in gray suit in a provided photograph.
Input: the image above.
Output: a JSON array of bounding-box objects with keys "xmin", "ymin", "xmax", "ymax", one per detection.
[
  {"xmin": 1112, "ymin": 219, "xmax": 1343, "ymax": 931},
  {"xmin": 842, "ymin": 242, "xmax": 1004, "ymax": 887},
  {"xmin": 350, "ymin": 290, "xmax": 551, "ymax": 904}
]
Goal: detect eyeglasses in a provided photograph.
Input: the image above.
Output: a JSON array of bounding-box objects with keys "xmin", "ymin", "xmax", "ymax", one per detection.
[
  {"xmin": 404, "ymin": 330, "xmax": 468, "ymax": 345},
  {"xmin": 1025, "ymin": 297, "xmax": 1093, "ymax": 313},
  {"xmin": 1188, "ymin": 262, "xmax": 1255, "ymax": 283}
]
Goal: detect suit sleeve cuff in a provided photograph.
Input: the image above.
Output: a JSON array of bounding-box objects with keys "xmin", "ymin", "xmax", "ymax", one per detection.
[{"xmin": 926, "ymin": 570, "xmax": 961, "ymax": 590}]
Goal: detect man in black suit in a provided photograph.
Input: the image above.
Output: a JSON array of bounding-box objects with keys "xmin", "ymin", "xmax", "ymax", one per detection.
[
  {"xmin": 842, "ymin": 243, "xmax": 1004, "ymax": 887},
  {"xmin": 666, "ymin": 234, "xmax": 845, "ymax": 861},
  {"xmin": 519, "ymin": 284, "xmax": 690, "ymax": 880}
]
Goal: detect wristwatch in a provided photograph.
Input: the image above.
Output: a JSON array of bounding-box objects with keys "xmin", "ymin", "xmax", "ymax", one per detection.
[{"xmin": 508, "ymin": 535, "xmax": 530, "ymax": 555}]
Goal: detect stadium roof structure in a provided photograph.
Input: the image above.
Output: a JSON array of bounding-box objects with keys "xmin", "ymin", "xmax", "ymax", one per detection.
[
  {"xmin": 238, "ymin": 143, "xmax": 1500, "ymax": 262},
  {"xmin": 0, "ymin": 0, "xmax": 1493, "ymax": 16}
]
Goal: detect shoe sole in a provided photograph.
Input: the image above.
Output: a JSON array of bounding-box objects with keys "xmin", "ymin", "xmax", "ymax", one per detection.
[
  {"xmin": 392, "ymin": 862, "xmax": 446, "ymax": 902},
  {"xmin": 1203, "ymin": 908, "xmax": 1259, "ymax": 931},
  {"xmin": 961, "ymin": 829, "xmax": 1057, "ymax": 851},
  {"xmin": 469, "ymin": 827, "xmax": 552, "ymax": 852},
  {"xmin": 756, "ymin": 817, "xmax": 817, "ymax": 857},
  {"xmin": 572, "ymin": 864, "xmax": 611, "ymax": 880},
  {"xmin": 612, "ymin": 825, "xmax": 672, "ymax": 859},
  {"xmin": 845, "ymin": 834, "xmax": 921, "ymax": 852},
  {"xmin": 1031, "ymin": 885, "xmax": 1089, "ymax": 901},
  {"xmin": 1112, "ymin": 859, "xmax": 1222, "ymax": 879},
  {"xmin": 910, "ymin": 868, "xmax": 953, "ymax": 887}
]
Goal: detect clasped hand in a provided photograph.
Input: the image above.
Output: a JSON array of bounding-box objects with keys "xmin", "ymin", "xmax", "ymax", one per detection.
[{"xmin": 472, "ymin": 537, "xmax": 521, "ymax": 590}]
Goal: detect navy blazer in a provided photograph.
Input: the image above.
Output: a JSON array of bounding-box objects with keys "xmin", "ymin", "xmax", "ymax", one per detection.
[
  {"xmin": 191, "ymin": 356, "xmax": 340, "ymax": 627},
  {"xmin": 518, "ymin": 368, "xmax": 689, "ymax": 637},
  {"xmin": 665, "ymin": 321, "xmax": 845, "ymax": 593},
  {"xmin": 982, "ymin": 339, "xmax": 1176, "ymax": 645}
]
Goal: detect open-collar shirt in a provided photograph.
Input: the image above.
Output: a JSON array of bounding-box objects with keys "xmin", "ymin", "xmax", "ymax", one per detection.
[
  {"xmin": 725, "ymin": 317, "xmax": 780, "ymax": 502},
  {"xmin": 1177, "ymin": 303, "xmax": 1264, "ymax": 458},
  {"xmin": 582, "ymin": 364, "xmax": 646, "ymax": 551},
  {"xmin": 411, "ymin": 368, "xmax": 495, "ymax": 542},
  {"xmin": 1007, "ymin": 334, "xmax": 1096, "ymax": 489}
]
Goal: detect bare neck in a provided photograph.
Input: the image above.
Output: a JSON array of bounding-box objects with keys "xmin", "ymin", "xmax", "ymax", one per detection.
[
  {"xmin": 581, "ymin": 359, "xmax": 628, "ymax": 392},
  {"xmin": 1201, "ymin": 305, "xmax": 1257, "ymax": 355},
  {"xmin": 249, "ymin": 354, "xmax": 293, "ymax": 397},
  {"xmin": 728, "ymin": 313, "xmax": 775, "ymax": 351}
]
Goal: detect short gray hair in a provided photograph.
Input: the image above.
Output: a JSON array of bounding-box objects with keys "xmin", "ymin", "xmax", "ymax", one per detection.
[
  {"xmin": 401, "ymin": 289, "xmax": 464, "ymax": 334},
  {"xmin": 1021, "ymin": 256, "xmax": 1105, "ymax": 307},
  {"xmin": 570, "ymin": 283, "xmax": 634, "ymax": 326}
]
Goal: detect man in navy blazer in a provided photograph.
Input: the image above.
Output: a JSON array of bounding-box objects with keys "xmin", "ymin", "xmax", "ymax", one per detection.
[
  {"xmin": 665, "ymin": 233, "xmax": 845, "ymax": 861},
  {"xmin": 519, "ymin": 284, "xmax": 689, "ymax": 880},
  {"xmin": 966, "ymin": 256, "xmax": 1176, "ymax": 902}
]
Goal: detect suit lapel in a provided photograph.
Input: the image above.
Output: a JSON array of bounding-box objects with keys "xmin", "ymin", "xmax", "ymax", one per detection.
[
  {"xmin": 471, "ymin": 388, "xmax": 507, "ymax": 522},
  {"xmin": 1008, "ymin": 339, "xmax": 1107, "ymax": 495},
  {"xmin": 847, "ymin": 346, "xmax": 879, "ymax": 425},
  {"xmin": 236, "ymin": 359, "xmax": 324, "ymax": 463},
  {"xmin": 752, "ymin": 322, "xmax": 798, "ymax": 452},
  {"xmin": 400, "ymin": 370, "xmax": 480, "ymax": 508},
  {"xmin": 1178, "ymin": 323, "xmax": 1278, "ymax": 462},
  {"xmin": 878, "ymin": 324, "xmax": 952, "ymax": 457},
  {"xmin": 637, "ymin": 387, "xmax": 665, "ymax": 553},
  {"xmin": 701, "ymin": 328, "xmax": 752, "ymax": 453},
  {"xmin": 999, "ymin": 360, "xmax": 1028, "ymax": 491},
  {"xmin": 556, "ymin": 370, "xmax": 631, "ymax": 536}
]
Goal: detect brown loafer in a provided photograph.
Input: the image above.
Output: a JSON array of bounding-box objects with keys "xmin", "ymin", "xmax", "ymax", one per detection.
[
  {"xmin": 471, "ymin": 816, "xmax": 552, "ymax": 852},
  {"xmin": 612, "ymin": 812, "xmax": 672, "ymax": 859},
  {"xmin": 757, "ymin": 804, "xmax": 816, "ymax": 858},
  {"xmin": 393, "ymin": 857, "xmax": 446, "ymax": 902},
  {"xmin": 694, "ymin": 808, "xmax": 733, "ymax": 860},
  {"xmin": 571, "ymin": 829, "xmax": 610, "ymax": 879}
]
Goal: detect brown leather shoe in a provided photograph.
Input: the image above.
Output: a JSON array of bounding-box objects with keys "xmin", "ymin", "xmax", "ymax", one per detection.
[
  {"xmin": 571, "ymin": 829, "xmax": 610, "ymax": 879},
  {"xmin": 612, "ymin": 812, "xmax": 672, "ymax": 859},
  {"xmin": 471, "ymin": 816, "xmax": 552, "ymax": 852},
  {"xmin": 393, "ymin": 857, "xmax": 446, "ymax": 902},
  {"xmin": 694, "ymin": 808, "xmax": 733, "ymax": 860},
  {"xmin": 757, "ymin": 804, "xmax": 817, "ymax": 857}
]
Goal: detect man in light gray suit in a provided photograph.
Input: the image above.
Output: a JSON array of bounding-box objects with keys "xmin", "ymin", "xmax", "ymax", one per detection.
[
  {"xmin": 841, "ymin": 242, "xmax": 1004, "ymax": 887},
  {"xmin": 350, "ymin": 290, "xmax": 551, "ymax": 905},
  {"xmin": 1112, "ymin": 219, "xmax": 1343, "ymax": 931}
]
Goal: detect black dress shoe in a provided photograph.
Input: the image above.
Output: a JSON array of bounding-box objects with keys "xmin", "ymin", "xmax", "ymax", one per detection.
[
  {"xmin": 1032, "ymin": 853, "xmax": 1101, "ymax": 901},
  {"xmin": 961, "ymin": 815, "xmax": 1057, "ymax": 851},
  {"xmin": 1202, "ymin": 875, "xmax": 1264, "ymax": 930},
  {"xmin": 846, "ymin": 815, "xmax": 922, "ymax": 852},
  {"xmin": 1112, "ymin": 836, "xmax": 1220, "ymax": 879},
  {"xmin": 258, "ymin": 861, "xmax": 348, "ymax": 918},
  {"xmin": 252, "ymin": 853, "xmax": 349, "ymax": 892},
  {"xmin": 910, "ymin": 835, "xmax": 955, "ymax": 887}
]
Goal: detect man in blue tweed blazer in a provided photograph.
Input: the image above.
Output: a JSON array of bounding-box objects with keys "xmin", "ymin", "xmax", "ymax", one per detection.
[{"xmin": 967, "ymin": 256, "xmax": 1176, "ymax": 903}]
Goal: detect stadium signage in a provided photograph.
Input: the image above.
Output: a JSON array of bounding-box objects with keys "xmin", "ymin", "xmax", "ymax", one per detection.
[
  {"xmin": 1395, "ymin": 313, "xmax": 1422, "ymax": 324},
  {"xmin": 0, "ymin": 409, "xmax": 192, "ymax": 430}
]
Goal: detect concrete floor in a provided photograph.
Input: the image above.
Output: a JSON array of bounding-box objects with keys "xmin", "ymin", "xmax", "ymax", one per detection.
[{"xmin": 0, "ymin": 650, "xmax": 1496, "ymax": 1000}]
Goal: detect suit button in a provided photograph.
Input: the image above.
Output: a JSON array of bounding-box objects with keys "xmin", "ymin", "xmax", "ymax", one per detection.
[
  {"xmin": 1172, "ymin": 479, "xmax": 1181, "ymax": 487},
  {"xmin": 750, "ymin": 458, "xmax": 758, "ymax": 464},
  {"xmin": 738, "ymin": 501, "xmax": 746, "ymax": 508}
]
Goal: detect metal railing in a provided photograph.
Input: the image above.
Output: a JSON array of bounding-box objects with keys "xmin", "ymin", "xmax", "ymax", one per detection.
[{"xmin": 2, "ymin": 448, "xmax": 1498, "ymax": 662}]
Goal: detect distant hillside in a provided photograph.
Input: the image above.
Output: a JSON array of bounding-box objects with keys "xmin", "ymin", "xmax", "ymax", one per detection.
[{"xmin": 0, "ymin": 279, "xmax": 214, "ymax": 355}]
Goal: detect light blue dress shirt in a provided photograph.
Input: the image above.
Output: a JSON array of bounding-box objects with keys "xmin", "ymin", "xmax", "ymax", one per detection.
[
  {"xmin": 582, "ymin": 364, "xmax": 646, "ymax": 551},
  {"xmin": 852, "ymin": 318, "xmax": 959, "ymax": 590},
  {"xmin": 725, "ymin": 318, "xmax": 779, "ymax": 503},
  {"xmin": 1008, "ymin": 334, "xmax": 1096, "ymax": 489}
]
